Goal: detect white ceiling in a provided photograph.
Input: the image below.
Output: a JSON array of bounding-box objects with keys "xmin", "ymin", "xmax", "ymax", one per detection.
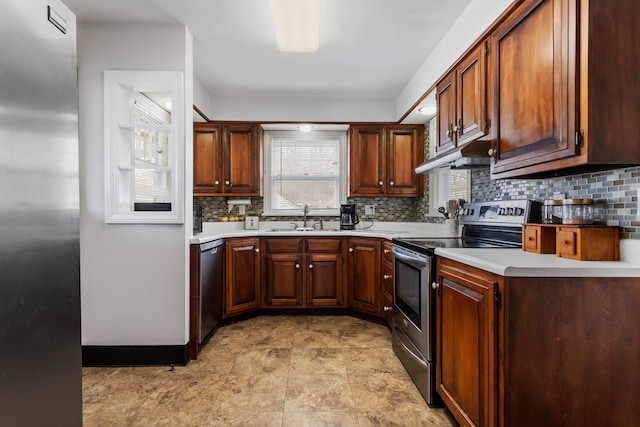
[{"xmin": 63, "ymin": 0, "xmax": 471, "ymax": 121}]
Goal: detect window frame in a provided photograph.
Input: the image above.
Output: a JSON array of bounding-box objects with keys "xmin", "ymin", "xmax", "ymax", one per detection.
[
  {"xmin": 427, "ymin": 168, "xmax": 470, "ymax": 218},
  {"xmin": 103, "ymin": 70, "xmax": 184, "ymax": 224},
  {"xmin": 262, "ymin": 130, "xmax": 348, "ymax": 217}
]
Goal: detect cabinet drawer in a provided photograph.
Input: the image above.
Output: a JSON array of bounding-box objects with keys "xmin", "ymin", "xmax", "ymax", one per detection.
[
  {"xmin": 264, "ymin": 238, "xmax": 303, "ymax": 253},
  {"xmin": 382, "ymin": 241, "xmax": 393, "ymax": 262},
  {"xmin": 305, "ymin": 238, "xmax": 342, "ymax": 253},
  {"xmin": 522, "ymin": 224, "xmax": 556, "ymax": 254},
  {"xmin": 556, "ymin": 226, "xmax": 620, "ymax": 261}
]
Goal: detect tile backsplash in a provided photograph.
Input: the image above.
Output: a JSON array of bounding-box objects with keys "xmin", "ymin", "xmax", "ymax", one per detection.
[
  {"xmin": 195, "ymin": 165, "xmax": 640, "ymax": 239},
  {"xmin": 471, "ymin": 166, "xmax": 640, "ymax": 239}
]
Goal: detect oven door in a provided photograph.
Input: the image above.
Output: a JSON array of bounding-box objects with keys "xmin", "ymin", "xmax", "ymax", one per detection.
[{"xmin": 392, "ymin": 245, "xmax": 433, "ymax": 360}]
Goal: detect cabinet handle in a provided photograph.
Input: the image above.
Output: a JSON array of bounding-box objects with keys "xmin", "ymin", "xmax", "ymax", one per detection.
[
  {"xmin": 349, "ymin": 247, "xmax": 354, "ymax": 253},
  {"xmin": 295, "ymin": 264, "xmax": 300, "ymax": 269},
  {"xmin": 383, "ymin": 306, "xmax": 392, "ymax": 312},
  {"xmin": 214, "ymin": 180, "xmax": 220, "ymax": 185},
  {"xmin": 431, "ymin": 281, "xmax": 439, "ymax": 290},
  {"xmin": 389, "ymin": 181, "xmax": 394, "ymax": 187},
  {"xmin": 383, "ymin": 249, "xmax": 390, "ymax": 254},
  {"xmin": 378, "ymin": 180, "xmax": 384, "ymax": 186},
  {"xmin": 254, "ymin": 248, "xmax": 260, "ymax": 253},
  {"xmin": 527, "ymin": 237, "xmax": 534, "ymax": 241},
  {"xmin": 225, "ymin": 180, "xmax": 231, "ymax": 186},
  {"xmin": 384, "ymin": 274, "xmax": 392, "ymax": 280},
  {"xmin": 308, "ymin": 264, "xmax": 313, "ymax": 269},
  {"xmin": 488, "ymin": 141, "xmax": 498, "ymax": 163}
]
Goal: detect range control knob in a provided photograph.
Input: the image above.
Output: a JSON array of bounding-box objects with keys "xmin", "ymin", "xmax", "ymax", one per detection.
[{"xmin": 515, "ymin": 207, "xmax": 524, "ymax": 216}]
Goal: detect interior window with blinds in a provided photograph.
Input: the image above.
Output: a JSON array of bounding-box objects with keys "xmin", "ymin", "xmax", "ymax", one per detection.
[
  {"xmin": 132, "ymin": 93, "xmax": 171, "ymax": 204},
  {"xmin": 264, "ymin": 131, "xmax": 347, "ymax": 216},
  {"xmin": 429, "ymin": 168, "xmax": 469, "ymax": 216}
]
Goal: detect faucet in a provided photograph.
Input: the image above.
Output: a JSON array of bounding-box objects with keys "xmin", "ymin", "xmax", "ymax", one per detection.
[{"xmin": 303, "ymin": 203, "xmax": 309, "ymax": 228}]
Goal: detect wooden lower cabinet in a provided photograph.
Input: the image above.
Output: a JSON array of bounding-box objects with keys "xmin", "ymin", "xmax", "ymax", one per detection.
[
  {"xmin": 347, "ymin": 238, "xmax": 381, "ymax": 315},
  {"xmin": 262, "ymin": 237, "xmax": 344, "ymax": 308},
  {"xmin": 306, "ymin": 252, "xmax": 343, "ymax": 306},
  {"xmin": 436, "ymin": 258, "xmax": 499, "ymax": 427},
  {"xmin": 263, "ymin": 252, "xmax": 303, "ymax": 306},
  {"xmin": 225, "ymin": 238, "xmax": 260, "ymax": 316},
  {"xmin": 437, "ymin": 256, "xmax": 640, "ymax": 427}
]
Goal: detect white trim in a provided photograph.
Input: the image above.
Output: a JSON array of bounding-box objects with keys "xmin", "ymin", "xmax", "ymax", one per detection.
[{"xmin": 104, "ymin": 70, "xmax": 184, "ymax": 224}]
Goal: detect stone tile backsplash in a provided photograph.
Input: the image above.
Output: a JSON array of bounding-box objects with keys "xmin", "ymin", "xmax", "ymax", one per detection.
[
  {"xmin": 471, "ymin": 166, "xmax": 640, "ymax": 239},
  {"xmin": 195, "ymin": 164, "xmax": 640, "ymax": 239}
]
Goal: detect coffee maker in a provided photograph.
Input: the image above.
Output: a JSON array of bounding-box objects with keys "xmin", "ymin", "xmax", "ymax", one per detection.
[{"xmin": 340, "ymin": 204, "xmax": 359, "ymax": 230}]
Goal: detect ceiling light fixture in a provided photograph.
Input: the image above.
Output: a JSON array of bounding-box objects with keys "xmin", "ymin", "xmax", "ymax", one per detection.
[
  {"xmin": 269, "ymin": 0, "xmax": 321, "ymax": 53},
  {"xmin": 298, "ymin": 124, "xmax": 313, "ymax": 132},
  {"xmin": 418, "ymin": 105, "xmax": 437, "ymax": 116}
]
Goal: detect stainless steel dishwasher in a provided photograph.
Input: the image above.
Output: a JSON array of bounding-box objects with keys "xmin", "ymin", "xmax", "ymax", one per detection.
[{"xmin": 199, "ymin": 239, "xmax": 224, "ymax": 343}]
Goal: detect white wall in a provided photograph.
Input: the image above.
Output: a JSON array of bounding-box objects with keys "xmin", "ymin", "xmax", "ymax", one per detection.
[
  {"xmin": 78, "ymin": 23, "xmax": 193, "ymax": 346},
  {"xmin": 396, "ymin": 0, "xmax": 515, "ymax": 118},
  {"xmin": 210, "ymin": 94, "xmax": 396, "ymax": 122},
  {"xmin": 193, "ymin": 76, "xmax": 211, "ymax": 119}
]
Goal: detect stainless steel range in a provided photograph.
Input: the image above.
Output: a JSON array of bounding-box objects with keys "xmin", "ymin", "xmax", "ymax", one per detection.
[{"xmin": 391, "ymin": 199, "xmax": 541, "ymax": 405}]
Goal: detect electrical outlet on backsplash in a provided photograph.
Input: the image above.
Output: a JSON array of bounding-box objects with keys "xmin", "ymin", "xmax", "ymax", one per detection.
[{"xmin": 194, "ymin": 165, "xmax": 640, "ymax": 239}]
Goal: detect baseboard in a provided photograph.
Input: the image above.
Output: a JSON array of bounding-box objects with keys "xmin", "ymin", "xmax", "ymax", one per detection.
[{"xmin": 82, "ymin": 344, "xmax": 189, "ymax": 367}]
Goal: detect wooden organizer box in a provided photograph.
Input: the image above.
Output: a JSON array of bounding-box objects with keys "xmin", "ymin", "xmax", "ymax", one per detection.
[{"xmin": 522, "ymin": 224, "xmax": 620, "ymax": 261}]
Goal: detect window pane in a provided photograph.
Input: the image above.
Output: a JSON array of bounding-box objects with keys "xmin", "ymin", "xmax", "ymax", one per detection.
[
  {"xmin": 273, "ymin": 179, "xmax": 337, "ymax": 210},
  {"xmin": 273, "ymin": 140, "xmax": 338, "ymax": 177},
  {"xmin": 134, "ymin": 170, "xmax": 171, "ymax": 203}
]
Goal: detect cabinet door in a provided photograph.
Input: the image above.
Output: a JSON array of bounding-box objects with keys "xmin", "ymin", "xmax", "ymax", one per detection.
[
  {"xmin": 306, "ymin": 253, "xmax": 343, "ymax": 307},
  {"xmin": 193, "ymin": 124, "xmax": 223, "ymax": 194},
  {"xmin": 436, "ymin": 71, "xmax": 457, "ymax": 153},
  {"xmin": 264, "ymin": 253, "xmax": 303, "ymax": 306},
  {"xmin": 457, "ymin": 42, "xmax": 488, "ymax": 146},
  {"xmin": 437, "ymin": 260, "xmax": 498, "ymax": 427},
  {"xmin": 490, "ymin": 0, "xmax": 577, "ymax": 177},
  {"xmin": 347, "ymin": 238, "xmax": 381, "ymax": 315},
  {"xmin": 386, "ymin": 127, "xmax": 424, "ymax": 197},
  {"xmin": 225, "ymin": 238, "xmax": 260, "ymax": 315},
  {"xmin": 223, "ymin": 124, "xmax": 261, "ymax": 195},
  {"xmin": 436, "ymin": 257, "xmax": 501, "ymax": 426},
  {"xmin": 349, "ymin": 126, "xmax": 386, "ymax": 196}
]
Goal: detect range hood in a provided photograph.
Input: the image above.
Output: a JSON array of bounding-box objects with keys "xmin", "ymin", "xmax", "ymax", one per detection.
[{"xmin": 415, "ymin": 139, "xmax": 492, "ymax": 174}]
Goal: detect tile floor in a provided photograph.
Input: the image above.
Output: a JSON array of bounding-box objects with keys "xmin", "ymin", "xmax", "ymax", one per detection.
[{"xmin": 83, "ymin": 315, "xmax": 456, "ymax": 426}]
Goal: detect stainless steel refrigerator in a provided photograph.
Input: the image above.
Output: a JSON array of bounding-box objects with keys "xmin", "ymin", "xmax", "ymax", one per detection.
[{"xmin": 0, "ymin": 1, "xmax": 82, "ymax": 425}]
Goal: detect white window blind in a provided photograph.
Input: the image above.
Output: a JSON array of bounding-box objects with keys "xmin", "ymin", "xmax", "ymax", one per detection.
[
  {"xmin": 429, "ymin": 169, "xmax": 469, "ymax": 215},
  {"xmin": 132, "ymin": 93, "xmax": 171, "ymax": 203},
  {"xmin": 264, "ymin": 131, "xmax": 347, "ymax": 216}
]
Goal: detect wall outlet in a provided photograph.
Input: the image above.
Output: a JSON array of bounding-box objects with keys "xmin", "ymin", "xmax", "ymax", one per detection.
[{"xmin": 364, "ymin": 205, "xmax": 375, "ymax": 215}]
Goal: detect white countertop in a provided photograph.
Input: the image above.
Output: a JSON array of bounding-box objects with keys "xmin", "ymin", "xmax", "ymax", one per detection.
[
  {"xmin": 191, "ymin": 221, "xmax": 640, "ymax": 278},
  {"xmin": 190, "ymin": 220, "xmax": 460, "ymax": 244},
  {"xmin": 435, "ymin": 239, "xmax": 640, "ymax": 277}
]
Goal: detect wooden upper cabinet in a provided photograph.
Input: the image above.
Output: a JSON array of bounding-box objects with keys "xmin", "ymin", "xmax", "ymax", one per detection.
[
  {"xmin": 436, "ymin": 72, "xmax": 456, "ymax": 153},
  {"xmin": 193, "ymin": 123, "xmax": 262, "ymax": 196},
  {"xmin": 490, "ymin": 0, "xmax": 576, "ymax": 177},
  {"xmin": 490, "ymin": 0, "xmax": 640, "ymax": 178},
  {"xmin": 436, "ymin": 40, "xmax": 489, "ymax": 154},
  {"xmin": 193, "ymin": 124, "xmax": 223, "ymax": 194},
  {"xmin": 349, "ymin": 125, "xmax": 423, "ymax": 197},
  {"xmin": 387, "ymin": 127, "xmax": 424, "ymax": 196},
  {"xmin": 349, "ymin": 126, "xmax": 386, "ymax": 196},
  {"xmin": 224, "ymin": 124, "xmax": 261, "ymax": 195}
]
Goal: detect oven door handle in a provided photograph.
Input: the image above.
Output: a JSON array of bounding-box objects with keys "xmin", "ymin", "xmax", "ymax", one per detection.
[{"xmin": 393, "ymin": 249, "xmax": 428, "ymax": 269}]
